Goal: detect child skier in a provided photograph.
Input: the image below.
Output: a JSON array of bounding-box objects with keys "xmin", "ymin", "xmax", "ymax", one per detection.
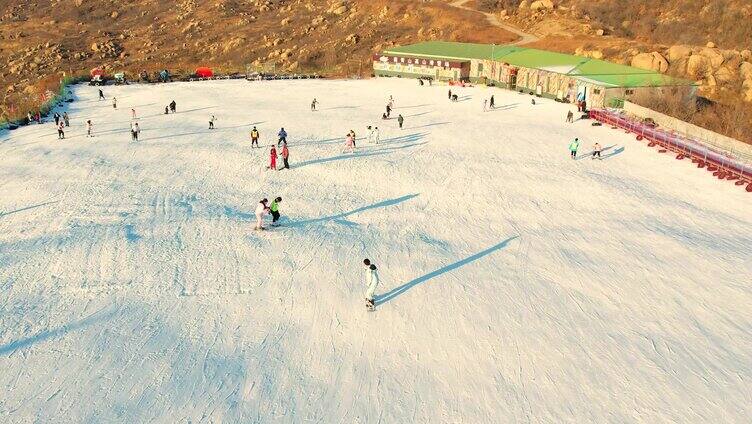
[
  {"xmin": 57, "ymin": 121, "xmax": 65, "ymax": 139},
  {"xmin": 209, "ymin": 115, "xmax": 216, "ymax": 129},
  {"xmin": 254, "ymin": 198, "xmax": 270, "ymax": 230},
  {"xmin": 269, "ymin": 146, "xmax": 278, "ymax": 170},
  {"xmin": 397, "ymin": 114, "xmax": 404, "ymax": 129},
  {"xmin": 592, "ymin": 142, "xmax": 602, "ymax": 159},
  {"xmin": 86, "ymin": 120, "xmax": 93, "ymax": 137},
  {"xmin": 164, "ymin": 106, "xmax": 169, "ymax": 115},
  {"xmin": 113, "ymin": 97, "xmax": 117, "ymax": 109},
  {"xmin": 311, "ymin": 98, "xmax": 318, "ymax": 111},
  {"xmin": 277, "ymin": 127, "xmax": 287, "ymax": 146},
  {"xmin": 131, "ymin": 108, "xmax": 137, "ymax": 119},
  {"xmin": 365, "ymin": 264, "xmax": 380, "ymax": 310},
  {"xmin": 569, "ymin": 138, "xmax": 580, "ymax": 159},
  {"xmin": 63, "ymin": 112, "xmax": 70, "ymax": 127},
  {"xmin": 280, "ymin": 143, "xmax": 290, "ymax": 169},
  {"xmin": 344, "ymin": 133, "xmax": 355, "ymax": 153},
  {"xmin": 251, "ymin": 126, "xmax": 260, "ymax": 148},
  {"xmin": 131, "ymin": 122, "xmax": 140, "ymax": 141},
  {"xmin": 270, "ymin": 197, "xmax": 282, "ymax": 226}
]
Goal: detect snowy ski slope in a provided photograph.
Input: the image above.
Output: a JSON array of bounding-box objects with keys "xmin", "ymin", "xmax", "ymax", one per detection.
[{"xmin": 1, "ymin": 78, "xmax": 751, "ymax": 423}]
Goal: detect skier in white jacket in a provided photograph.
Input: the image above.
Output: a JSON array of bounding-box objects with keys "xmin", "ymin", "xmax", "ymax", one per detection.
[
  {"xmin": 255, "ymin": 198, "xmax": 269, "ymax": 230},
  {"xmin": 365, "ymin": 264, "xmax": 380, "ymax": 309}
]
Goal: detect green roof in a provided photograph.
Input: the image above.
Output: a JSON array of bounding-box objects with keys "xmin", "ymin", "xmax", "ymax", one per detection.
[{"xmin": 382, "ymin": 41, "xmax": 696, "ymax": 88}]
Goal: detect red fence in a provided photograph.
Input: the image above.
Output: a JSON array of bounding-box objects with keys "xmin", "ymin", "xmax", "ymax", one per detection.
[{"xmin": 590, "ymin": 109, "xmax": 752, "ymax": 192}]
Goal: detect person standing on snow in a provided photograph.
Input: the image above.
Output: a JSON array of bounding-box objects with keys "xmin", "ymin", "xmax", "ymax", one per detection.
[
  {"xmin": 592, "ymin": 142, "xmax": 602, "ymax": 160},
  {"xmin": 344, "ymin": 132, "xmax": 355, "ymax": 153},
  {"xmin": 270, "ymin": 197, "xmax": 282, "ymax": 226},
  {"xmin": 131, "ymin": 122, "xmax": 141, "ymax": 141},
  {"xmin": 365, "ymin": 264, "xmax": 380, "ymax": 310},
  {"xmin": 63, "ymin": 112, "xmax": 70, "ymax": 127},
  {"xmin": 57, "ymin": 121, "xmax": 65, "ymax": 139},
  {"xmin": 397, "ymin": 114, "xmax": 404, "ymax": 129},
  {"xmin": 366, "ymin": 125, "xmax": 374, "ymax": 143},
  {"xmin": 280, "ymin": 143, "xmax": 290, "ymax": 169},
  {"xmin": 251, "ymin": 126, "xmax": 260, "ymax": 148},
  {"xmin": 385, "ymin": 104, "xmax": 392, "ymax": 119},
  {"xmin": 448, "ymin": 89, "xmax": 452, "ymax": 100},
  {"xmin": 54, "ymin": 113, "xmax": 61, "ymax": 126},
  {"xmin": 349, "ymin": 129, "xmax": 356, "ymax": 148},
  {"xmin": 269, "ymin": 145, "xmax": 278, "ymax": 170},
  {"xmin": 112, "ymin": 97, "xmax": 118, "ymax": 109},
  {"xmin": 483, "ymin": 99, "xmax": 488, "ymax": 112},
  {"xmin": 566, "ymin": 110, "xmax": 574, "ymax": 123},
  {"xmin": 373, "ymin": 126, "xmax": 380, "ymax": 144},
  {"xmin": 254, "ymin": 198, "xmax": 270, "ymax": 230},
  {"xmin": 131, "ymin": 108, "xmax": 137, "ymax": 119},
  {"xmin": 569, "ymin": 138, "xmax": 580, "ymax": 159},
  {"xmin": 490, "ymin": 95, "xmax": 495, "ymax": 109},
  {"xmin": 209, "ymin": 115, "xmax": 216, "ymax": 129},
  {"xmin": 98, "ymin": 89, "xmax": 105, "ymax": 100},
  {"xmin": 311, "ymin": 98, "xmax": 318, "ymax": 111},
  {"xmin": 277, "ymin": 127, "xmax": 287, "ymax": 146},
  {"xmin": 169, "ymin": 100, "xmax": 176, "ymax": 113},
  {"xmin": 86, "ymin": 120, "xmax": 93, "ymax": 137}
]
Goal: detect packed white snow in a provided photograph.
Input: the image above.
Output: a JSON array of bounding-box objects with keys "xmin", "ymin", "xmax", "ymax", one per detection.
[{"xmin": 1, "ymin": 78, "xmax": 751, "ymax": 423}]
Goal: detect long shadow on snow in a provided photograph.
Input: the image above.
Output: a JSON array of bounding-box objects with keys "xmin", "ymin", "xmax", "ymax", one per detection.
[
  {"xmin": 0, "ymin": 200, "xmax": 60, "ymax": 219},
  {"xmin": 287, "ymin": 194, "xmax": 419, "ymax": 228},
  {"xmin": 140, "ymin": 122, "xmax": 261, "ymax": 142},
  {"xmin": 576, "ymin": 145, "xmax": 616, "ymax": 160},
  {"xmin": 294, "ymin": 138, "xmax": 427, "ymax": 169},
  {"xmin": 0, "ymin": 306, "xmax": 116, "ymax": 356},
  {"xmin": 375, "ymin": 236, "xmax": 519, "ymax": 306}
]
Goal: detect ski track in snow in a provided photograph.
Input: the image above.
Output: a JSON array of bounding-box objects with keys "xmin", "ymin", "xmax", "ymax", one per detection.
[{"xmin": 0, "ymin": 78, "xmax": 751, "ymax": 423}]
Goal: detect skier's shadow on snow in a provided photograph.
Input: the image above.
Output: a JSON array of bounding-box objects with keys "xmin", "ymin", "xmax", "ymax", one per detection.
[
  {"xmin": 487, "ymin": 103, "xmax": 520, "ymax": 111},
  {"xmin": 375, "ymin": 236, "xmax": 519, "ymax": 306},
  {"xmin": 576, "ymin": 145, "xmax": 617, "ymax": 160},
  {"xmin": 288, "ymin": 194, "xmax": 419, "ymax": 228},
  {"xmin": 294, "ymin": 135, "xmax": 428, "ymax": 169}
]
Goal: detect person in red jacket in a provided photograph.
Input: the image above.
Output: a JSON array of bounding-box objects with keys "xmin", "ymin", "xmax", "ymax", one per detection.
[
  {"xmin": 280, "ymin": 143, "xmax": 290, "ymax": 169},
  {"xmin": 269, "ymin": 146, "xmax": 277, "ymax": 170}
]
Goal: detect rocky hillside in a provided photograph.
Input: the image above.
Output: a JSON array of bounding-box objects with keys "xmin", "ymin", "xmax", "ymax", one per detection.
[{"xmin": 0, "ymin": 0, "xmax": 515, "ymax": 121}]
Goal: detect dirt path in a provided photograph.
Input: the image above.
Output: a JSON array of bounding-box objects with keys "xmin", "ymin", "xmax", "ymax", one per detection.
[{"xmin": 449, "ymin": 0, "xmax": 539, "ymax": 46}]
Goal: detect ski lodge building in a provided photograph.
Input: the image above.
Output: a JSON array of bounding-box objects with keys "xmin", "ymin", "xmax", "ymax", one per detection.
[{"xmin": 373, "ymin": 41, "xmax": 695, "ymax": 108}]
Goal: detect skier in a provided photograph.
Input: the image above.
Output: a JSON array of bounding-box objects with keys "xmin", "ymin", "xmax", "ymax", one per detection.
[
  {"xmin": 169, "ymin": 100, "xmax": 176, "ymax": 113},
  {"xmin": 349, "ymin": 129, "xmax": 356, "ymax": 148},
  {"xmin": 365, "ymin": 263, "xmax": 380, "ymax": 310},
  {"xmin": 254, "ymin": 198, "xmax": 270, "ymax": 230},
  {"xmin": 270, "ymin": 197, "xmax": 282, "ymax": 226},
  {"xmin": 490, "ymin": 95, "xmax": 495, "ymax": 109},
  {"xmin": 531, "ymin": 98, "xmax": 536, "ymax": 105},
  {"xmin": 98, "ymin": 89, "xmax": 105, "ymax": 100},
  {"xmin": 483, "ymin": 99, "xmax": 488, "ymax": 112},
  {"xmin": 112, "ymin": 97, "xmax": 117, "ymax": 109},
  {"xmin": 566, "ymin": 110, "xmax": 574, "ymax": 123},
  {"xmin": 366, "ymin": 125, "xmax": 374, "ymax": 143},
  {"xmin": 373, "ymin": 126, "xmax": 380, "ymax": 144},
  {"xmin": 164, "ymin": 106, "xmax": 169, "ymax": 115},
  {"xmin": 592, "ymin": 142, "xmax": 602, "ymax": 160},
  {"xmin": 54, "ymin": 113, "xmax": 61, "ymax": 126},
  {"xmin": 26, "ymin": 112, "xmax": 32, "ymax": 124},
  {"xmin": 86, "ymin": 120, "xmax": 93, "ymax": 137},
  {"xmin": 57, "ymin": 121, "xmax": 65, "ymax": 139},
  {"xmin": 131, "ymin": 108, "xmax": 137, "ymax": 119},
  {"xmin": 35, "ymin": 111, "xmax": 41, "ymax": 123},
  {"xmin": 388, "ymin": 95, "xmax": 394, "ymax": 108},
  {"xmin": 269, "ymin": 145, "xmax": 278, "ymax": 170},
  {"xmin": 277, "ymin": 127, "xmax": 287, "ymax": 146},
  {"xmin": 385, "ymin": 104, "xmax": 392, "ymax": 118},
  {"xmin": 311, "ymin": 98, "xmax": 318, "ymax": 111},
  {"xmin": 569, "ymin": 138, "xmax": 580, "ymax": 159},
  {"xmin": 448, "ymin": 89, "xmax": 452, "ymax": 100},
  {"xmin": 131, "ymin": 122, "xmax": 141, "ymax": 141},
  {"xmin": 209, "ymin": 115, "xmax": 216, "ymax": 129},
  {"xmin": 251, "ymin": 126, "xmax": 260, "ymax": 148},
  {"xmin": 397, "ymin": 114, "xmax": 404, "ymax": 129},
  {"xmin": 280, "ymin": 143, "xmax": 290, "ymax": 169},
  {"xmin": 63, "ymin": 112, "xmax": 69, "ymax": 127},
  {"xmin": 344, "ymin": 132, "xmax": 355, "ymax": 153}
]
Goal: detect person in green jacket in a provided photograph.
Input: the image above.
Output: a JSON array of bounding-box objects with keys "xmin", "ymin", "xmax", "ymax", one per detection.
[
  {"xmin": 270, "ymin": 197, "xmax": 282, "ymax": 226},
  {"xmin": 569, "ymin": 138, "xmax": 580, "ymax": 159}
]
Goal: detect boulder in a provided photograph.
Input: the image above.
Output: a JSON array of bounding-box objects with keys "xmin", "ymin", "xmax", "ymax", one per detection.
[
  {"xmin": 713, "ymin": 66, "xmax": 734, "ymax": 84},
  {"xmin": 687, "ymin": 55, "xmax": 711, "ymax": 77},
  {"xmin": 631, "ymin": 52, "xmax": 668, "ymax": 73},
  {"xmin": 667, "ymin": 45, "xmax": 692, "ymax": 62},
  {"xmin": 530, "ymin": 0, "xmax": 554, "ymax": 10},
  {"xmin": 706, "ymin": 41, "xmax": 716, "ymax": 48},
  {"xmin": 519, "ymin": 0, "xmax": 530, "ymax": 9},
  {"xmin": 740, "ymin": 62, "xmax": 752, "ymax": 81},
  {"xmin": 742, "ymin": 50, "xmax": 752, "ymax": 61},
  {"xmin": 699, "ymin": 47, "xmax": 724, "ymax": 68}
]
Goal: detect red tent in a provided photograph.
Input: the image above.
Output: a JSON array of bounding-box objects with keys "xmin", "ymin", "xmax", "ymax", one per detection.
[
  {"xmin": 90, "ymin": 68, "xmax": 105, "ymax": 78},
  {"xmin": 195, "ymin": 67, "xmax": 214, "ymax": 78}
]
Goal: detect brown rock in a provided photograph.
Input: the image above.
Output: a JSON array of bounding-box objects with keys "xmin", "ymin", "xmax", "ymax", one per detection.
[
  {"xmin": 687, "ymin": 55, "xmax": 711, "ymax": 77},
  {"xmin": 667, "ymin": 45, "xmax": 692, "ymax": 62},
  {"xmin": 631, "ymin": 52, "xmax": 668, "ymax": 73}
]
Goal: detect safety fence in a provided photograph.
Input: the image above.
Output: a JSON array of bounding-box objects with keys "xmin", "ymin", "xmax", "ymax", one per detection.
[{"xmin": 590, "ymin": 109, "xmax": 752, "ymax": 193}]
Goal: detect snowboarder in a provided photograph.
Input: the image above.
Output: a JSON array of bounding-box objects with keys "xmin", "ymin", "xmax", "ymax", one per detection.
[
  {"xmin": 397, "ymin": 114, "xmax": 404, "ymax": 129},
  {"xmin": 270, "ymin": 197, "xmax": 282, "ymax": 226},
  {"xmin": 169, "ymin": 100, "xmax": 176, "ymax": 113},
  {"xmin": 592, "ymin": 142, "xmax": 602, "ymax": 160},
  {"xmin": 57, "ymin": 121, "xmax": 65, "ymax": 139},
  {"xmin": 277, "ymin": 127, "xmax": 287, "ymax": 146},
  {"xmin": 131, "ymin": 108, "xmax": 137, "ymax": 119},
  {"xmin": 311, "ymin": 98, "xmax": 318, "ymax": 111},
  {"xmin": 63, "ymin": 112, "xmax": 69, "ymax": 127},
  {"xmin": 98, "ymin": 89, "xmax": 105, "ymax": 100},
  {"xmin": 209, "ymin": 115, "xmax": 216, "ymax": 129},
  {"xmin": 490, "ymin": 95, "xmax": 495, "ymax": 109},
  {"xmin": 566, "ymin": 110, "xmax": 574, "ymax": 123},
  {"xmin": 251, "ymin": 126, "xmax": 260, "ymax": 148},
  {"xmin": 280, "ymin": 143, "xmax": 290, "ymax": 169},
  {"xmin": 373, "ymin": 126, "xmax": 380, "ymax": 144},
  {"xmin": 365, "ymin": 263, "xmax": 380, "ymax": 310},
  {"xmin": 86, "ymin": 120, "xmax": 93, "ymax": 137},
  {"xmin": 131, "ymin": 122, "xmax": 140, "ymax": 141},
  {"xmin": 54, "ymin": 113, "xmax": 61, "ymax": 126},
  {"xmin": 269, "ymin": 146, "xmax": 278, "ymax": 170},
  {"xmin": 569, "ymin": 138, "xmax": 580, "ymax": 159},
  {"xmin": 112, "ymin": 97, "xmax": 117, "ymax": 109},
  {"xmin": 254, "ymin": 198, "xmax": 270, "ymax": 230}
]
